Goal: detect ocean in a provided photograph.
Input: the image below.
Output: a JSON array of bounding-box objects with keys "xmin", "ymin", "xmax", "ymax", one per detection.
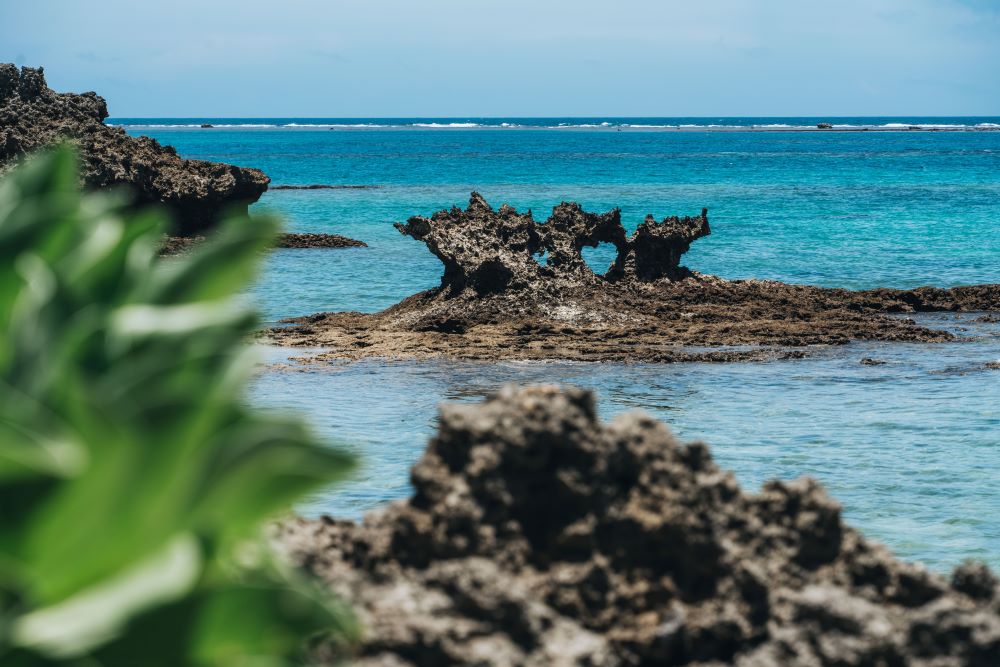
[{"xmin": 122, "ymin": 118, "xmax": 1000, "ymax": 572}]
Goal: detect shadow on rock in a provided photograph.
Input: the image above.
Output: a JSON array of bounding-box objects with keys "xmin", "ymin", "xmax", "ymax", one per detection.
[{"xmin": 279, "ymin": 385, "xmax": 1000, "ymax": 666}]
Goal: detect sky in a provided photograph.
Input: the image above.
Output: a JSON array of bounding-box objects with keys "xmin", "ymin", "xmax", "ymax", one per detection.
[{"xmin": 2, "ymin": 0, "xmax": 998, "ymax": 117}]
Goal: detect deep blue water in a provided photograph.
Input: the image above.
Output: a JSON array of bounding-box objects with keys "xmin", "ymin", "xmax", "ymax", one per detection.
[{"xmin": 129, "ymin": 120, "xmax": 1000, "ymax": 572}]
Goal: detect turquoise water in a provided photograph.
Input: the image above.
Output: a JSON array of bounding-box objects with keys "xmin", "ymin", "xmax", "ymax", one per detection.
[{"xmin": 129, "ymin": 121, "xmax": 1000, "ymax": 571}]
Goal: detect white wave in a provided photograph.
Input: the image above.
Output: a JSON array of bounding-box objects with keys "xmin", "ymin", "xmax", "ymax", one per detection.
[
  {"xmin": 755, "ymin": 124, "xmax": 793, "ymax": 128},
  {"xmin": 121, "ymin": 123, "xmax": 279, "ymax": 128},
  {"xmin": 285, "ymin": 123, "xmax": 385, "ymax": 128},
  {"xmin": 976, "ymin": 123, "xmax": 1000, "ymax": 128},
  {"xmin": 411, "ymin": 122, "xmax": 481, "ymax": 128},
  {"xmin": 880, "ymin": 123, "xmax": 970, "ymax": 129}
]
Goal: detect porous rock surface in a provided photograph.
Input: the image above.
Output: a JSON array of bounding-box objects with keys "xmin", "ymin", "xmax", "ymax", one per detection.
[
  {"xmin": 276, "ymin": 233, "xmax": 368, "ymax": 249},
  {"xmin": 394, "ymin": 192, "xmax": 709, "ymax": 295},
  {"xmin": 279, "ymin": 385, "xmax": 1000, "ymax": 666},
  {"xmin": 160, "ymin": 232, "xmax": 368, "ymax": 255},
  {"xmin": 0, "ymin": 64, "xmax": 269, "ymax": 235},
  {"xmin": 271, "ymin": 194, "xmax": 1000, "ymax": 362}
]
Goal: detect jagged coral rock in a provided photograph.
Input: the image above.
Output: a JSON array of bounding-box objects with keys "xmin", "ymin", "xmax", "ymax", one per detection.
[
  {"xmin": 609, "ymin": 209, "xmax": 710, "ymax": 281},
  {"xmin": 394, "ymin": 192, "xmax": 709, "ymax": 294},
  {"xmin": 280, "ymin": 385, "xmax": 1000, "ymax": 666},
  {"xmin": 0, "ymin": 64, "xmax": 269, "ymax": 234},
  {"xmin": 272, "ymin": 194, "xmax": 1000, "ymax": 362}
]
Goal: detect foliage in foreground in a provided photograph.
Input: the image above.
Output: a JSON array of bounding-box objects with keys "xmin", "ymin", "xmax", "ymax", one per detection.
[{"xmin": 0, "ymin": 149, "xmax": 356, "ymax": 665}]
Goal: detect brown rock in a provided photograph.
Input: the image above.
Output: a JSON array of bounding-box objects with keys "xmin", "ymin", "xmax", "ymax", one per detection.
[
  {"xmin": 276, "ymin": 233, "xmax": 368, "ymax": 249},
  {"xmin": 160, "ymin": 232, "xmax": 367, "ymax": 255},
  {"xmin": 270, "ymin": 194, "xmax": 1000, "ymax": 362},
  {"xmin": 0, "ymin": 64, "xmax": 269, "ymax": 235},
  {"xmin": 279, "ymin": 385, "xmax": 1000, "ymax": 666}
]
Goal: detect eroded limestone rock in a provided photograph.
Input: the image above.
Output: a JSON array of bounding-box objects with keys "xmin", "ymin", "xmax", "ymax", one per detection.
[
  {"xmin": 394, "ymin": 193, "xmax": 710, "ymax": 295},
  {"xmin": 280, "ymin": 385, "xmax": 1000, "ymax": 666},
  {"xmin": 0, "ymin": 64, "xmax": 269, "ymax": 235}
]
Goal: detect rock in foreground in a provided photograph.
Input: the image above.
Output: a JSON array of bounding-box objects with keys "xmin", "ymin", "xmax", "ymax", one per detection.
[
  {"xmin": 279, "ymin": 385, "xmax": 1000, "ymax": 666},
  {"xmin": 271, "ymin": 194, "xmax": 1000, "ymax": 362},
  {"xmin": 0, "ymin": 64, "xmax": 269, "ymax": 235}
]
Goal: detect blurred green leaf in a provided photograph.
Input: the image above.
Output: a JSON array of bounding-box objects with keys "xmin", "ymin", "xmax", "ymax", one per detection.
[{"xmin": 0, "ymin": 148, "xmax": 357, "ymax": 665}]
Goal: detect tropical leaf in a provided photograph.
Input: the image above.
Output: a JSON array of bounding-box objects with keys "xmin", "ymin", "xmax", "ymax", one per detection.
[{"xmin": 0, "ymin": 148, "xmax": 356, "ymax": 665}]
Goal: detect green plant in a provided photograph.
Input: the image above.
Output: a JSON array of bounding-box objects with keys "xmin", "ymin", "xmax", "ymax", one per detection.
[{"xmin": 0, "ymin": 149, "xmax": 356, "ymax": 665}]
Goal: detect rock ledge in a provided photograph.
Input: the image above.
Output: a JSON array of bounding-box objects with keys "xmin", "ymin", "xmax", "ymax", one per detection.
[
  {"xmin": 270, "ymin": 194, "xmax": 1000, "ymax": 362},
  {"xmin": 280, "ymin": 385, "xmax": 1000, "ymax": 666},
  {"xmin": 0, "ymin": 64, "xmax": 269, "ymax": 235}
]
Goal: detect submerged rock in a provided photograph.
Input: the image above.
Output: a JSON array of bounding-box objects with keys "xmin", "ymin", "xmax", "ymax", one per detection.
[
  {"xmin": 276, "ymin": 233, "xmax": 368, "ymax": 249},
  {"xmin": 279, "ymin": 385, "xmax": 1000, "ymax": 666},
  {"xmin": 160, "ymin": 232, "xmax": 367, "ymax": 255},
  {"xmin": 271, "ymin": 194, "xmax": 1000, "ymax": 362},
  {"xmin": 0, "ymin": 64, "xmax": 269, "ymax": 235}
]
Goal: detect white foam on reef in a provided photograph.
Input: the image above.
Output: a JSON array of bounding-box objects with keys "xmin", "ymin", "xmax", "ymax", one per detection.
[
  {"xmin": 113, "ymin": 120, "xmax": 1000, "ymax": 132},
  {"xmin": 117, "ymin": 124, "xmax": 204, "ymax": 128},
  {"xmin": 411, "ymin": 122, "xmax": 482, "ymax": 128},
  {"xmin": 118, "ymin": 123, "xmax": 279, "ymax": 128},
  {"xmin": 284, "ymin": 123, "xmax": 386, "ymax": 128}
]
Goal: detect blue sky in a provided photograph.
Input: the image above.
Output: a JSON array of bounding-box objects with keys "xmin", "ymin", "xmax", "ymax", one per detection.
[{"xmin": 2, "ymin": 0, "xmax": 998, "ymax": 117}]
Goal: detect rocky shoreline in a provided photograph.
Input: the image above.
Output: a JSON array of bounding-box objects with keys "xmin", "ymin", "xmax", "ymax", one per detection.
[
  {"xmin": 278, "ymin": 385, "xmax": 1000, "ymax": 666},
  {"xmin": 0, "ymin": 64, "xmax": 268, "ymax": 235},
  {"xmin": 269, "ymin": 194, "xmax": 1000, "ymax": 363}
]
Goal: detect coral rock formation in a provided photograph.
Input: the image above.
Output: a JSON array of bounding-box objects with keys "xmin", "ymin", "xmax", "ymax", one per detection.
[
  {"xmin": 271, "ymin": 194, "xmax": 1000, "ymax": 362},
  {"xmin": 394, "ymin": 192, "xmax": 709, "ymax": 295},
  {"xmin": 160, "ymin": 232, "xmax": 367, "ymax": 255},
  {"xmin": 276, "ymin": 233, "xmax": 368, "ymax": 249},
  {"xmin": 0, "ymin": 64, "xmax": 269, "ymax": 235},
  {"xmin": 279, "ymin": 385, "xmax": 1000, "ymax": 666}
]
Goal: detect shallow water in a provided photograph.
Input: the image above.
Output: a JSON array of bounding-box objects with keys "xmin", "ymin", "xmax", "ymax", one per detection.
[
  {"xmin": 129, "ymin": 121, "xmax": 1000, "ymax": 572},
  {"xmin": 250, "ymin": 316, "xmax": 1000, "ymax": 573}
]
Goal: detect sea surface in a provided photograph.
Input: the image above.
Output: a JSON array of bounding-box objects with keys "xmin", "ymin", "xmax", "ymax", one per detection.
[{"xmin": 124, "ymin": 118, "xmax": 1000, "ymax": 572}]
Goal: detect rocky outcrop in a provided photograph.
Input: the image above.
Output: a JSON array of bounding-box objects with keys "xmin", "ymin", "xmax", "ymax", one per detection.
[
  {"xmin": 271, "ymin": 194, "xmax": 1000, "ymax": 362},
  {"xmin": 0, "ymin": 64, "xmax": 269, "ymax": 235},
  {"xmin": 160, "ymin": 232, "xmax": 367, "ymax": 255},
  {"xmin": 277, "ymin": 233, "xmax": 368, "ymax": 249},
  {"xmin": 394, "ymin": 192, "xmax": 709, "ymax": 295},
  {"xmin": 279, "ymin": 385, "xmax": 1000, "ymax": 666}
]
